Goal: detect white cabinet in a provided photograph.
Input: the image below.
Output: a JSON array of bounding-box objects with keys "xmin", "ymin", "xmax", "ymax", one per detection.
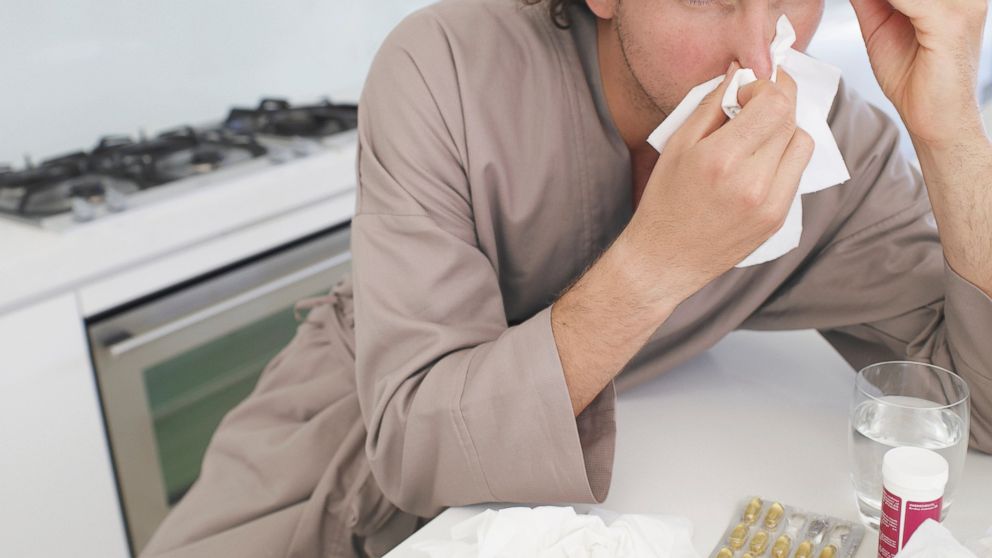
[{"xmin": 0, "ymin": 295, "xmax": 128, "ymax": 557}]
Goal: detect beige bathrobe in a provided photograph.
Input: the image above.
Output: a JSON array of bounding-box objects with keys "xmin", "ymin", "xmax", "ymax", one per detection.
[{"xmin": 142, "ymin": 1, "xmax": 992, "ymax": 556}]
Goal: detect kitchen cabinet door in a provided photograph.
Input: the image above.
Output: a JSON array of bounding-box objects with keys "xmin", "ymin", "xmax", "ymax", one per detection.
[{"xmin": 0, "ymin": 294, "xmax": 129, "ymax": 557}]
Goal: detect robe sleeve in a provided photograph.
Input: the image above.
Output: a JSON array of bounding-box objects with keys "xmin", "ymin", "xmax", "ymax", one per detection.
[
  {"xmin": 740, "ymin": 81, "xmax": 992, "ymax": 454},
  {"xmin": 350, "ymin": 10, "xmax": 616, "ymax": 518}
]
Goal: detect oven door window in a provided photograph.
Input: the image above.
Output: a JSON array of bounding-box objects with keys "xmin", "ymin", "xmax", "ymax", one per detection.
[
  {"xmin": 88, "ymin": 226, "xmax": 351, "ymax": 554},
  {"xmin": 143, "ymin": 304, "xmax": 299, "ymax": 504}
]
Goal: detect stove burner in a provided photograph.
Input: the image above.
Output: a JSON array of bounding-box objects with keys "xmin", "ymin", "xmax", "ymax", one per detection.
[
  {"xmin": 0, "ymin": 156, "xmax": 140, "ymax": 218},
  {"xmin": 68, "ymin": 180, "xmax": 106, "ymax": 203},
  {"xmin": 223, "ymin": 98, "xmax": 358, "ymax": 138},
  {"xmin": 191, "ymin": 147, "xmax": 225, "ymax": 167},
  {"xmin": 90, "ymin": 127, "xmax": 267, "ymax": 186}
]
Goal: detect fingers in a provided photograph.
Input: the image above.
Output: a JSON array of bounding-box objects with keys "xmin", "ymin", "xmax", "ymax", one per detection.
[
  {"xmin": 670, "ymin": 61, "xmax": 740, "ymax": 148},
  {"xmin": 736, "ymin": 67, "xmax": 797, "ymax": 109},
  {"xmin": 713, "ymin": 68, "xmax": 799, "ymax": 159},
  {"xmin": 767, "ymin": 127, "xmax": 814, "ymax": 213},
  {"xmin": 750, "ymin": 70, "xmax": 801, "ymax": 160}
]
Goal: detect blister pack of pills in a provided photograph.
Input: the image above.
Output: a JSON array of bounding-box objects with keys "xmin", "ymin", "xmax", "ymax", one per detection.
[{"xmin": 709, "ymin": 496, "xmax": 866, "ymax": 558}]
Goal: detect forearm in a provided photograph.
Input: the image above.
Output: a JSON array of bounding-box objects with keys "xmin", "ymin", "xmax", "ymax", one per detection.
[
  {"xmin": 913, "ymin": 125, "xmax": 992, "ymax": 297},
  {"xmin": 550, "ymin": 231, "xmax": 690, "ymax": 416}
]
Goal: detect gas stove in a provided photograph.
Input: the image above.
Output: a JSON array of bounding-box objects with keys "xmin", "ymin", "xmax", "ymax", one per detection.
[
  {"xmin": 223, "ymin": 98, "xmax": 358, "ymax": 138},
  {"xmin": 0, "ymin": 98, "xmax": 358, "ymax": 231}
]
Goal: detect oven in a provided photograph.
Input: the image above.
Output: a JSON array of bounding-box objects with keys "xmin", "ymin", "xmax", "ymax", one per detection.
[{"xmin": 86, "ymin": 223, "xmax": 351, "ymax": 554}]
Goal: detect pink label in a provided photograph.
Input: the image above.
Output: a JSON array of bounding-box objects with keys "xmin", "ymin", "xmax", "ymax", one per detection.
[{"xmin": 877, "ymin": 486, "xmax": 942, "ymax": 558}]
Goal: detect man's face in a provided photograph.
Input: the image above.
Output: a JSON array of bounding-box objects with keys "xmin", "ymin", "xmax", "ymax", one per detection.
[{"xmin": 610, "ymin": 0, "xmax": 825, "ymax": 116}]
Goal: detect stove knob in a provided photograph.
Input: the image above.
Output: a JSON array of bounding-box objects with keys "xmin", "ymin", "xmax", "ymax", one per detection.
[
  {"xmin": 268, "ymin": 146, "xmax": 294, "ymax": 164},
  {"xmin": 71, "ymin": 197, "xmax": 97, "ymax": 222},
  {"xmin": 105, "ymin": 187, "xmax": 128, "ymax": 212},
  {"xmin": 290, "ymin": 138, "xmax": 321, "ymax": 157}
]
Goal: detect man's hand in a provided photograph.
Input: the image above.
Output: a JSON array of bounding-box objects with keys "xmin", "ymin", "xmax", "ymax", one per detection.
[
  {"xmin": 850, "ymin": 0, "xmax": 988, "ymax": 146},
  {"xmin": 622, "ymin": 63, "xmax": 814, "ymax": 301},
  {"xmin": 851, "ymin": 0, "xmax": 992, "ymax": 296},
  {"xmin": 550, "ymin": 63, "xmax": 815, "ymax": 416}
]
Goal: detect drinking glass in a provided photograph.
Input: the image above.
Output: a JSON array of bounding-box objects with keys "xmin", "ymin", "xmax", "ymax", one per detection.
[{"xmin": 848, "ymin": 361, "xmax": 970, "ymax": 529}]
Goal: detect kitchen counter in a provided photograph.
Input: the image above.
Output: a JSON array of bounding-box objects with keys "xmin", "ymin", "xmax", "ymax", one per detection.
[
  {"xmin": 0, "ymin": 132, "xmax": 358, "ymax": 318},
  {"xmin": 385, "ymin": 329, "xmax": 992, "ymax": 558}
]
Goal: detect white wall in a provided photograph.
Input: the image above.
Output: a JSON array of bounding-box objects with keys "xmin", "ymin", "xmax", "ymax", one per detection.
[{"xmin": 0, "ymin": 0, "xmax": 434, "ymax": 164}]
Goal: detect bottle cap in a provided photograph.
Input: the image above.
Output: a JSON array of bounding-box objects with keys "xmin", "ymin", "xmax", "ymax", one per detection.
[{"xmin": 882, "ymin": 447, "xmax": 949, "ymax": 492}]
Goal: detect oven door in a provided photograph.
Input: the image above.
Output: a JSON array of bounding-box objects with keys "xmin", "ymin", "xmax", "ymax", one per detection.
[{"xmin": 87, "ymin": 225, "xmax": 351, "ymax": 554}]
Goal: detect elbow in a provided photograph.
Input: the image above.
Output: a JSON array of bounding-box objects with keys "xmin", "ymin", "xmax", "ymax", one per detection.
[
  {"xmin": 363, "ymin": 404, "xmax": 492, "ymax": 518},
  {"xmin": 364, "ymin": 440, "xmax": 450, "ymax": 518}
]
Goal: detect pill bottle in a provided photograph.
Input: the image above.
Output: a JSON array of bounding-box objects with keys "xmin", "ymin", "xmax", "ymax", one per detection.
[{"xmin": 877, "ymin": 446, "xmax": 949, "ymax": 558}]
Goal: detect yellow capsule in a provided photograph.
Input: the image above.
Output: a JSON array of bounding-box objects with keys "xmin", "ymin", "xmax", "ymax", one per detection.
[
  {"xmin": 743, "ymin": 554, "xmax": 755, "ymax": 558},
  {"xmin": 764, "ymin": 502, "xmax": 785, "ymax": 529},
  {"xmin": 728, "ymin": 523, "xmax": 749, "ymax": 550},
  {"xmin": 771, "ymin": 535, "xmax": 792, "ymax": 558},
  {"xmin": 716, "ymin": 547, "xmax": 734, "ymax": 558},
  {"xmin": 742, "ymin": 497, "xmax": 763, "ymax": 524},
  {"xmin": 750, "ymin": 530, "xmax": 770, "ymax": 554},
  {"xmin": 795, "ymin": 540, "xmax": 814, "ymax": 558},
  {"xmin": 819, "ymin": 544, "xmax": 837, "ymax": 558}
]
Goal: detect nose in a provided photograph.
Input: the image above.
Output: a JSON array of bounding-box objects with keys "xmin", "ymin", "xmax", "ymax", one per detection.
[{"xmin": 731, "ymin": 8, "xmax": 778, "ymax": 80}]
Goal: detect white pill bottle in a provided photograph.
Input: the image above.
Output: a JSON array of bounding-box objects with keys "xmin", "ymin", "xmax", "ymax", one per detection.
[{"xmin": 877, "ymin": 446, "xmax": 949, "ymax": 558}]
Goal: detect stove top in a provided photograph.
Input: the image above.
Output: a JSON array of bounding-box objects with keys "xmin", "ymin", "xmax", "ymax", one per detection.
[
  {"xmin": 223, "ymin": 98, "xmax": 358, "ymax": 138},
  {"xmin": 0, "ymin": 151, "xmax": 140, "ymax": 221},
  {"xmin": 0, "ymin": 98, "xmax": 358, "ymax": 230},
  {"xmin": 90, "ymin": 127, "xmax": 267, "ymax": 187}
]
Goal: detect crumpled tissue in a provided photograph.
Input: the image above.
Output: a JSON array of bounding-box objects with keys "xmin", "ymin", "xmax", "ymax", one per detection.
[
  {"xmin": 412, "ymin": 506, "xmax": 701, "ymax": 558},
  {"xmin": 969, "ymin": 526, "xmax": 992, "ymax": 558},
  {"xmin": 646, "ymin": 15, "xmax": 850, "ymax": 268},
  {"xmin": 896, "ymin": 519, "xmax": 984, "ymax": 558}
]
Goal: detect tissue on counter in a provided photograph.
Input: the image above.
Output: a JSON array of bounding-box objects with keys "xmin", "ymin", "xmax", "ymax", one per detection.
[
  {"xmin": 897, "ymin": 519, "xmax": 981, "ymax": 558},
  {"xmin": 646, "ymin": 15, "xmax": 849, "ymax": 268},
  {"xmin": 412, "ymin": 506, "xmax": 701, "ymax": 558},
  {"xmin": 970, "ymin": 527, "xmax": 992, "ymax": 558}
]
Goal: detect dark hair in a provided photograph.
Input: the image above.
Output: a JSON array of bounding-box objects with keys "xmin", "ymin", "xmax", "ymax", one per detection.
[{"xmin": 521, "ymin": 0, "xmax": 590, "ymax": 29}]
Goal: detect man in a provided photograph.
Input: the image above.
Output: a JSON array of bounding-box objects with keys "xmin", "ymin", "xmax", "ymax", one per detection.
[{"xmin": 144, "ymin": 0, "xmax": 992, "ymax": 557}]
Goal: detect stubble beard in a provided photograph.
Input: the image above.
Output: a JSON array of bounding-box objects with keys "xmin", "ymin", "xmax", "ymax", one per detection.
[{"xmin": 614, "ymin": 0, "xmax": 679, "ymax": 123}]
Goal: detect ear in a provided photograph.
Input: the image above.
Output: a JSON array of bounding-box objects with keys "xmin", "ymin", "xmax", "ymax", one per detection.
[{"xmin": 585, "ymin": 0, "xmax": 618, "ymax": 20}]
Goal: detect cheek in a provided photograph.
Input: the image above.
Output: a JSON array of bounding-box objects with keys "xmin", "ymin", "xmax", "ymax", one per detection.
[
  {"xmin": 624, "ymin": 15, "xmax": 735, "ymax": 102},
  {"xmin": 656, "ymin": 34, "xmax": 725, "ymax": 85}
]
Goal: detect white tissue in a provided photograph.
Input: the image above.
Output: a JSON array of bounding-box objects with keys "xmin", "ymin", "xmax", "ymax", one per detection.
[
  {"xmin": 412, "ymin": 506, "xmax": 701, "ymax": 558},
  {"xmin": 968, "ymin": 526, "xmax": 992, "ymax": 557},
  {"xmin": 646, "ymin": 15, "xmax": 849, "ymax": 268},
  {"xmin": 897, "ymin": 519, "xmax": 980, "ymax": 558}
]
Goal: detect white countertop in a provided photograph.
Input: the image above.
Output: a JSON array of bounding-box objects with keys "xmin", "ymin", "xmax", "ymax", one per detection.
[
  {"xmin": 385, "ymin": 329, "xmax": 992, "ymax": 558},
  {"xmin": 0, "ymin": 132, "xmax": 358, "ymax": 317}
]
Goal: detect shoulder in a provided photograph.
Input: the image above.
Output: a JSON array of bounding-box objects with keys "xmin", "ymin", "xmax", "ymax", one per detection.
[
  {"xmin": 390, "ymin": 0, "xmax": 554, "ymax": 49},
  {"xmin": 357, "ymin": 0, "xmax": 562, "ymax": 221},
  {"xmin": 358, "ymin": 0, "xmax": 583, "ymax": 176},
  {"xmin": 370, "ymin": 0, "xmax": 558, "ymax": 70},
  {"xmin": 363, "ymin": 0, "xmax": 571, "ymax": 106}
]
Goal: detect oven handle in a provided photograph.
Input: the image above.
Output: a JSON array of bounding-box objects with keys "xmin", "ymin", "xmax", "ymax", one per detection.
[{"xmin": 105, "ymin": 251, "xmax": 351, "ymax": 358}]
